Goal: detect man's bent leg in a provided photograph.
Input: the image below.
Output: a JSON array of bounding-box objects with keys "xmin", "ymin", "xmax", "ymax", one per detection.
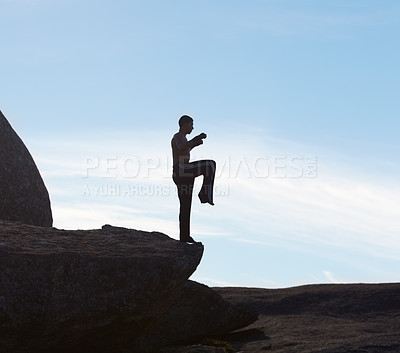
[
  {"xmin": 184, "ymin": 160, "xmax": 216, "ymax": 205},
  {"xmin": 199, "ymin": 160, "xmax": 216, "ymax": 204}
]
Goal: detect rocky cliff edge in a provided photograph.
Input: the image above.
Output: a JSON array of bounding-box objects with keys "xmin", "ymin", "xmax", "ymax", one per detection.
[{"xmin": 0, "ymin": 222, "xmax": 203, "ymax": 352}]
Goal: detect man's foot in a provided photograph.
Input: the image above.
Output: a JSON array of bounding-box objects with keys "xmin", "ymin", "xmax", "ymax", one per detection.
[
  {"xmin": 198, "ymin": 194, "xmax": 214, "ymax": 205},
  {"xmin": 180, "ymin": 236, "xmax": 197, "ymax": 243}
]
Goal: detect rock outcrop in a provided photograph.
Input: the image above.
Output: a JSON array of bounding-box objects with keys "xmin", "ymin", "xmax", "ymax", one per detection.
[
  {"xmin": 0, "ymin": 110, "xmax": 52, "ymax": 227},
  {"xmin": 161, "ymin": 345, "xmax": 227, "ymax": 353},
  {"xmin": 131, "ymin": 280, "xmax": 258, "ymax": 351},
  {"xmin": 0, "ymin": 222, "xmax": 204, "ymax": 352},
  {"xmin": 215, "ymin": 284, "xmax": 400, "ymax": 353}
]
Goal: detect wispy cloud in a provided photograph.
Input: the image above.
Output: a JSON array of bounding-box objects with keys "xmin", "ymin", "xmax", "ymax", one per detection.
[
  {"xmin": 323, "ymin": 271, "xmax": 342, "ymax": 284},
  {"xmin": 192, "ymin": 277, "xmax": 238, "ymax": 288},
  {"xmin": 53, "ymin": 201, "xmax": 178, "ymax": 234},
  {"xmin": 192, "ymin": 275, "xmax": 283, "ymax": 289},
  {"xmin": 224, "ymin": 175, "xmax": 400, "ymax": 258},
  {"xmin": 36, "ymin": 132, "xmax": 400, "ymax": 252}
]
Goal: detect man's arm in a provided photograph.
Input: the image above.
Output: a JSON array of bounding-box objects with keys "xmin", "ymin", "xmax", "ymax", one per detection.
[
  {"xmin": 174, "ymin": 133, "xmax": 206, "ymax": 151},
  {"xmin": 191, "ymin": 133, "xmax": 207, "ymax": 143},
  {"xmin": 188, "ymin": 133, "xmax": 207, "ymax": 149}
]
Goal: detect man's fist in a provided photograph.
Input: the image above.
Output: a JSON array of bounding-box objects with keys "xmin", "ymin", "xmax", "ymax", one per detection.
[
  {"xmin": 199, "ymin": 132, "xmax": 207, "ymax": 139},
  {"xmin": 193, "ymin": 139, "xmax": 203, "ymax": 147}
]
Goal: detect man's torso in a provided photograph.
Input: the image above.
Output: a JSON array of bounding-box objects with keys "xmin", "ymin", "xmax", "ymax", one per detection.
[{"xmin": 171, "ymin": 132, "xmax": 190, "ymax": 165}]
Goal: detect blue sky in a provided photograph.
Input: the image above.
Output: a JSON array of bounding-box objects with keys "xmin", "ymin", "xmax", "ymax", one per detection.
[{"xmin": 1, "ymin": 0, "xmax": 399, "ymax": 288}]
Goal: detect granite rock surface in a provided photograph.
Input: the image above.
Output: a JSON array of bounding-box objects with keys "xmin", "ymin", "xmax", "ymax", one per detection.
[
  {"xmin": 132, "ymin": 280, "xmax": 258, "ymax": 350},
  {"xmin": 0, "ymin": 222, "xmax": 203, "ymax": 352},
  {"xmin": 216, "ymin": 283, "xmax": 400, "ymax": 353},
  {"xmin": 0, "ymin": 110, "xmax": 52, "ymax": 226}
]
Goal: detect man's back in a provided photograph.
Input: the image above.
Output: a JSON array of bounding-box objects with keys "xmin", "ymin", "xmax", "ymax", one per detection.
[{"xmin": 171, "ymin": 132, "xmax": 190, "ymax": 165}]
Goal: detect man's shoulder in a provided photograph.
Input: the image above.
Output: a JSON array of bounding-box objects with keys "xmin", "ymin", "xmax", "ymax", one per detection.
[{"xmin": 172, "ymin": 132, "xmax": 186, "ymax": 142}]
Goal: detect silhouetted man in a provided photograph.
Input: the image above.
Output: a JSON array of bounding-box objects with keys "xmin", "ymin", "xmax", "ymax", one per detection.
[{"xmin": 171, "ymin": 115, "xmax": 216, "ymax": 243}]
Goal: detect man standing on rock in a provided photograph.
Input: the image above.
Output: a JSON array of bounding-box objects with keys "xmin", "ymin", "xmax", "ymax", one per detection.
[{"xmin": 171, "ymin": 115, "xmax": 216, "ymax": 243}]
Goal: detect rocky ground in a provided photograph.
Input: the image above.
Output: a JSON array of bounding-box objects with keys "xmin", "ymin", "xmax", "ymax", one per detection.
[
  {"xmin": 214, "ymin": 283, "xmax": 400, "ymax": 353},
  {"xmin": 1, "ymin": 221, "xmax": 399, "ymax": 353}
]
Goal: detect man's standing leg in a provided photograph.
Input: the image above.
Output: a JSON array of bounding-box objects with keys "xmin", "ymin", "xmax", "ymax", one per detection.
[{"xmin": 177, "ymin": 179, "xmax": 194, "ymax": 242}]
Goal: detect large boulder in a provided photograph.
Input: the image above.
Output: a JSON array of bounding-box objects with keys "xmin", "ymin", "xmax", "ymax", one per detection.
[
  {"xmin": 0, "ymin": 110, "xmax": 52, "ymax": 227},
  {"xmin": 131, "ymin": 280, "xmax": 258, "ymax": 351},
  {"xmin": 0, "ymin": 222, "xmax": 204, "ymax": 352}
]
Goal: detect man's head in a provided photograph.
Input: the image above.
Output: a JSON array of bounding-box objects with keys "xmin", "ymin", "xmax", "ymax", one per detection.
[{"xmin": 179, "ymin": 115, "xmax": 194, "ymax": 134}]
